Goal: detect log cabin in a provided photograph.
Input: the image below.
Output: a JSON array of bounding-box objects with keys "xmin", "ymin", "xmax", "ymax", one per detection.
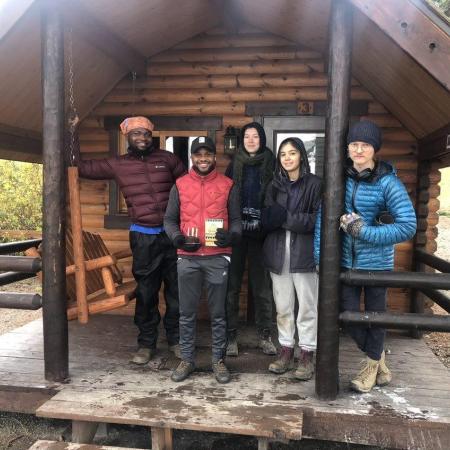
[{"xmin": 0, "ymin": 0, "xmax": 450, "ymax": 449}]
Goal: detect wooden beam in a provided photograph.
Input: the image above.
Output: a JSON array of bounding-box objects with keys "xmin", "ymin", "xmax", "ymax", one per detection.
[
  {"xmin": 348, "ymin": 0, "xmax": 450, "ymax": 89},
  {"xmin": 419, "ymin": 122, "xmax": 450, "ymax": 160},
  {"xmin": 59, "ymin": 0, "xmax": 146, "ymax": 75},
  {"xmin": 0, "ymin": 123, "xmax": 42, "ymax": 162}
]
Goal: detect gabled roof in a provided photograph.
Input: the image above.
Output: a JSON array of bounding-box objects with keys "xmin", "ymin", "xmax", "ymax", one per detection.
[{"xmin": 0, "ymin": 0, "xmax": 449, "ymax": 146}]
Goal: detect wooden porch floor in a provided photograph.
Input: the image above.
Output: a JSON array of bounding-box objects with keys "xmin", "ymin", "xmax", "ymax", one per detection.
[{"xmin": 0, "ymin": 315, "xmax": 449, "ymax": 449}]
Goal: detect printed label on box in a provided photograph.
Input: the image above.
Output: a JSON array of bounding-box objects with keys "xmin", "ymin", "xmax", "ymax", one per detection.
[{"xmin": 205, "ymin": 218, "xmax": 224, "ymax": 246}]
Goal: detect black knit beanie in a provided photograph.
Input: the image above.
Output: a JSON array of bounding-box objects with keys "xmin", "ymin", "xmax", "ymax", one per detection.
[
  {"xmin": 240, "ymin": 122, "xmax": 267, "ymax": 152},
  {"xmin": 347, "ymin": 120, "xmax": 382, "ymax": 152}
]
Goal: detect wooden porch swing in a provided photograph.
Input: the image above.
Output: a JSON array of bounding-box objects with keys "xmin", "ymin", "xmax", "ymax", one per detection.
[{"xmin": 26, "ymin": 166, "xmax": 136, "ymax": 323}]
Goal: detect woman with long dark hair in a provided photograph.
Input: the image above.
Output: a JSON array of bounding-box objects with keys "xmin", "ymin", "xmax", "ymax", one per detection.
[{"xmin": 262, "ymin": 137, "xmax": 322, "ymax": 380}]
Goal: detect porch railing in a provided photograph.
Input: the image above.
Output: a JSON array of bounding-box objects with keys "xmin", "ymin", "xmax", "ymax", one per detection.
[{"xmin": 0, "ymin": 238, "xmax": 43, "ymax": 310}]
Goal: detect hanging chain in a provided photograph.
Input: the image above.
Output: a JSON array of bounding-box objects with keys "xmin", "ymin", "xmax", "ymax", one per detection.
[
  {"xmin": 67, "ymin": 27, "xmax": 79, "ymax": 166},
  {"xmin": 131, "ymin": 70, "xmax": 137, "ymax": 117}
]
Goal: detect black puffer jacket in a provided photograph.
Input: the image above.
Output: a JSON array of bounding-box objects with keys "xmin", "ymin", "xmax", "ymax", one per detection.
[{"xmin": 261, "ymin": 139, "xmax": 322, "ymax": 274}]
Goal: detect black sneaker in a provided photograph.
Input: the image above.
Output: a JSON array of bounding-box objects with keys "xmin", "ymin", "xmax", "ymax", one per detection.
[
  {"xmin": 212, "ymin": 359, "xmax": 231, "ymax": 384},
  {"xmin": 171, "ymin": 360, "xmax": 195, "ymax": 382}
]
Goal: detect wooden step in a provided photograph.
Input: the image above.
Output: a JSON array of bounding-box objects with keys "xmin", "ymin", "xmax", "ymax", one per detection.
[
  {"xmin": 36, "ymin": 384, "xmax": 304, "ymax": 449},
  {"xmin": 29, "ymin": 440, "xmax": 145, "ymax": 450}
]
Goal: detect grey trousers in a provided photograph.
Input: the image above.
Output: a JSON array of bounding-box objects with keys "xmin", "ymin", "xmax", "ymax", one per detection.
[{"xmin": 177, "ymin": 256, "xmax": 229, "ymax": 363}]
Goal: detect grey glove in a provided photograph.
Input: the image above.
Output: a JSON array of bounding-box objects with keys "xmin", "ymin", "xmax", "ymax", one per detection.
[{"xmin": 340, "ymin": 212, "xmax": 364, "ymax": 238}]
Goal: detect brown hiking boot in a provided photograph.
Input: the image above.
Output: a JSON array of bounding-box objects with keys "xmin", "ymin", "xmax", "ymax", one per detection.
[
  {"xmin": 268, "ymin": 346, "xmax": 293, "ymax": 374},
  {"xmin": 258, "ymin": 329, "xmax": 277, "ymax": 355},
  {"xmin": 130, "ymin": 347, "xmax": 154, "ymax": 365},
  {"xmin": 351, "ymin": 357, "xmax": 379, "ymax": 393},
  {"xmin": 376, "ymin": 350, "xmax": 392, "ymax": 386},
  {"xmin": 171, "ymin": 360, "xmax": 195, "ymax": 382},
  {"xmin": 212, "ymin": 359, "xmax": 231, "ymax": 384},
  {"xmin": 294, "ymin": 349, "xmax": 314, "ymax": 380}
]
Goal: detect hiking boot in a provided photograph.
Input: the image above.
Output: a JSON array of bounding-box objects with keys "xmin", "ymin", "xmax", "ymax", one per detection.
[
  {"xmin": 212, "ymin": 359, "xmax": 231, "ymax": 384},
  {"xmin": 169, "ymin": 344, "xmax": 181, "ymax": 359},
  {"xmin": 376, "ymin": 350, "xmax": 392, "ymax": 386},
  {"xmin": 171, "ymin": 360, "xmax": 195, "ymax": 382},
  {"xmin": 130, "ymin": 347, "xmax": 154, "ymax": 365},
  {"xmin": 350, "ymin": 357, "xmax": 379, "ymax": 393},
  {"xmin": 226, "ymin": 336, "xmax": 239, "ymax": 357},
  {"xmin": 268, "ymin": 346, "xmax": 293, "ymax": 374},
  {"xmin": 294, "ymin": 349, "xmax": 314, "ymax": 381},
  {"xmin": 259, "ymin": 330, "xmax": 277, "ymax": 355}
]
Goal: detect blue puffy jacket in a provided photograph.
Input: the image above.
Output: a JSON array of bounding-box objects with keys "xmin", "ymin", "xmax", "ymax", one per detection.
[{"xmin": 314, "ymin": 161, "xmax": 416, "ymax": 270}]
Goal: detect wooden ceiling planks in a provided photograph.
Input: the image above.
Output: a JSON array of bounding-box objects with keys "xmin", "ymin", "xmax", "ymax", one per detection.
[
  {"xmin": 77, "ymin": 0, "xmax": 222, "ymax": 58},
  {"xmin": 1, "ymin": 0, "xmax": 450, "ymax": 141},
  {"xmin": 230, "ymin": 0, "xmax": 331, "ymax": 52},
  {"xmin": 352, "ymin": 10, "xmax": 450, "ymax": 139},
  {"xmin": 349, "ymin": 0, "xmax": 450, "ymax": 90},
  {"xmin": 0, "ymin": 3, "xmax": 42, "ymax": 131}
]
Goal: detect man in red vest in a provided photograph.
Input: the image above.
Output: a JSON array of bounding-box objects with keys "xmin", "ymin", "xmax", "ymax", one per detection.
[{"xmin": 164, "ymin": 137, "xmax": 241, "ymax": 383}]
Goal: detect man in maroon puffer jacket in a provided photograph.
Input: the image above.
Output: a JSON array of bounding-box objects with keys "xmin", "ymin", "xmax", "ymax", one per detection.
[{"xmin": 75, "ymin": 116, "xmax": 186, "ymax": 364}]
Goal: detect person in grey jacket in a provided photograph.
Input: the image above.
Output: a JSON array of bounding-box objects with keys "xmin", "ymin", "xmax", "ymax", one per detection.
[{"xmin": 261, "ymin": 137, "xmax": 322, "ymax": 380}]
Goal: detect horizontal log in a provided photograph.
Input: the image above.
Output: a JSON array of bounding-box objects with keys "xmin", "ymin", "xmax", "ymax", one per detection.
[
  {"xmin": 0, "ymin": 256, "xmax": 41, "ymax": 273},
  {"xmin": 79, "ymin": 117, "xmax": 104, "ymax": 129},
  {"xmin": 0, "ymin": 271, "xmax": 36, "ymax": 287},
  {"xmin": 151, "ymin": 46, "xmax": 322, "ymax": 63},
  {"xmin": 94, "ymin": 102, "xmax": 246, "ymax": 116},
  {"xmin": 104, "ymin": 86, "xmax": 372, "ymax": 103},
  {"xmin": 173, "ymin": 33, "xmax": 297, "ymax": 50},
  {"xmin": 377, "ymin": 144, "xmax": 417, "ymax": 157},
  {"xmin": 80, "ymin": 204, "xmax": 108, "ymax": 215},
  {"xmin": 427, "ymin": 213, "xmax": 439, "ymax": 227},
  {"xmin": 360, "ymin": 114, "xmax": 402, "ymax": 128},
  {"xmin": 78, "ymin": 129, "xmax": 108, "ymax": 140},
  {"xmin": 382, "ymin": 129, "xmax": 416, "ymax": 142},
  {"xmin": 0, "ymin": 238, "xmax": 42, "ymax": 255},
  {"xmin": 80, "ymin": 193, "xmax": 108, "ymax": 205},
  {"xmin": 82, "ymin": 216, "xmax": 105, "ymax": 229},
  {"xmin": 80, "ymin": 142, "xmax": 109, "ymax": 153},
  {"xmin": 340, "ymin": 311, "xmax": 450, "ymax": 332},
  {"xmin": 67, "ymin": 295, "xmax": 128, "ymax": 321},
  {"xmin": 147, "ymin": 60, "xmax": 325, "ymax": 76},
  {"xmin": 0, "ymin": 292, "xmax": 42, "ymax": 310},
  {"xmin": 341, "ymin": 270, "xmax": 450, "ymax": 289},
  {"xmin": 368, "ymin": 102, "xmax": 388, "ymax": 114},
  {"xmin": 117, "ymin": 73, "xmax": 332, "ymax": 90},
  {"xmin": 66, "ymin": 255, "xmax": 116, "ymax": 276}
]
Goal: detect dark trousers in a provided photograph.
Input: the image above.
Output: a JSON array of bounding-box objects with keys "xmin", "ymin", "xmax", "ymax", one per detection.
[
  {"xmin": 341, "ymin": 279, "xmax": 387, "ymax": 361},
  {"xmin": 130, "ymin": 231, "xmax": 179, "ymax": 349},
  {"xmin": 177, "ymin": 256, "xmax": 229, "ymax": 363},
  {"xmin": 226, "ymin": 236, "xmax": 273, "ymax": 335}
]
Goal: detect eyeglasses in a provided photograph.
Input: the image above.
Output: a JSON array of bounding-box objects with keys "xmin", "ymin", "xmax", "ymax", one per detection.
[{"xmin": 348, "ymin": 143, "xmax": 372, "ymax": 152}]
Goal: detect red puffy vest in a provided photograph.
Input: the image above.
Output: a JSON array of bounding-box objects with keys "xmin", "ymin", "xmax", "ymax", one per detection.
[{"xmin": 176, "ymin": 169, "xmax": 233, "ymax": 256}]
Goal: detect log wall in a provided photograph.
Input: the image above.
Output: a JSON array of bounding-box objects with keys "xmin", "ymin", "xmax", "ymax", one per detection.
[{"xmin": 77, "ymin": 27, "xmax": 427, "ymax": 316}]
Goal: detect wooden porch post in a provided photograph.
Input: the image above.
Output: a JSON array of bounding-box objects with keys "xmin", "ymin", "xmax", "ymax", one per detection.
[
  {"xmin": 315, "ymin": 0, "xmax": 353, "ymax": 400},
  {"xmin": 41, "ymin": 0, "xmax": 69, "ymax": 381}
]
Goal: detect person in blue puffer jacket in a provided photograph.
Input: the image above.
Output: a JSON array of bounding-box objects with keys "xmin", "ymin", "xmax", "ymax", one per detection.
[{"xmin": 314, "ymin": 120, "xmax": 416, "ymax": 394}]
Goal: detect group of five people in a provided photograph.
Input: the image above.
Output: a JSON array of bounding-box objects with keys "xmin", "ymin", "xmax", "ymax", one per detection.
[{"xmin": 75, "ymin": 116, "xmax": 416, "ymax": 394}]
